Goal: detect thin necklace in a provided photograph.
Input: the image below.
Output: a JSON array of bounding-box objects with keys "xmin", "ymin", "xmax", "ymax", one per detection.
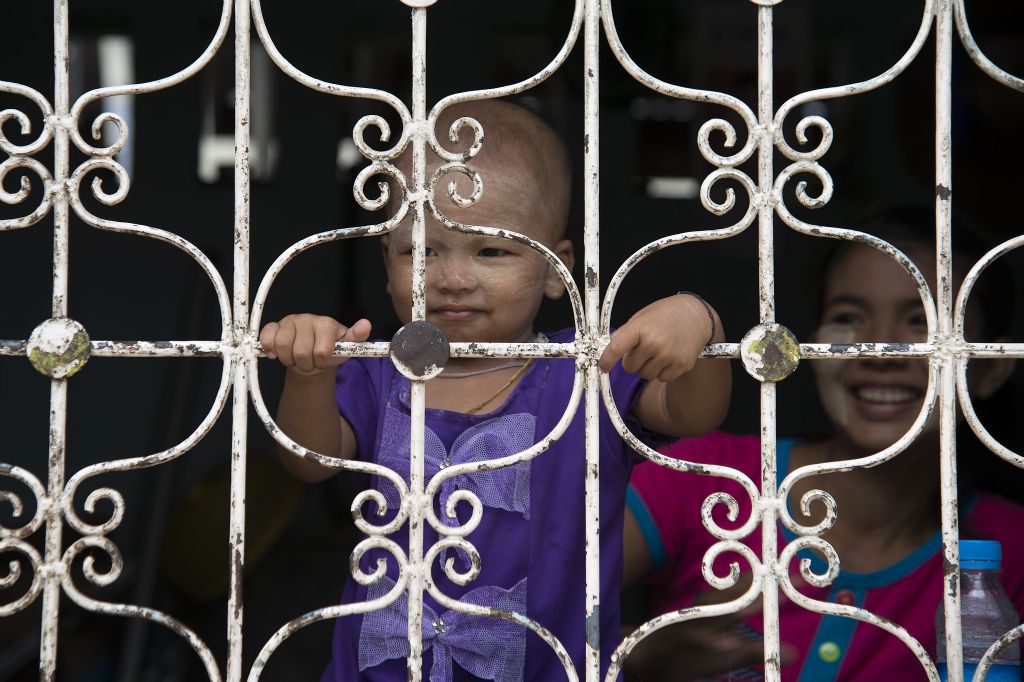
[
  {"xmin": 465, "ymin": 359, "xmax": 534, "ymax": 415},
  {"xmin": 437, "ymin": 332, "xmax": 546, "ymax": 379},
  {"xmin": 436, "ymin": 360, "xmax": 527, "ymax": 378}
]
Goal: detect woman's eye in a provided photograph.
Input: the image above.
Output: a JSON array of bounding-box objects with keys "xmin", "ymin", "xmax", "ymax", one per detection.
[
  {"xmin": 425, "ymin": 247, "xmax": 438, "ymax": 257},
  {"xmin": 479, "ymin": 247, "xmax": 508, "ymax": 258},
  {"xmin": 826, "ymin": 312, "xmax": 861, "ymax": 326}
]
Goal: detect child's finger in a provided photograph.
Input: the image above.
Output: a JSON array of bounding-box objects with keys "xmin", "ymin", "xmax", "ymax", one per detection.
[
  {"xmin": 599, "ymin": 325, "xmax": 641, "ymax": 373},
  {"xmin": 633, "ymin": 353, "xmax": 672, "ymax": 381},
  {"xmin": 258, "ymin": 322, "xmax": 279, "ymax": 359},
  {"xmin": 313, "ymin": 318, "xmax": 344, "ymax": 368},
  {"xmin": 309, "ymin": 318, "xmax": 374, "ymax": 370},
  {"xmin": 346, "ymin": 318, "xmax": 372, "ymax": 343},
  {"xmin": 291, "ymin": 323, "xmax": 318, "ymax": 373},
  {"xmin": 274, "ymin": 319, "xmax": 298, "ymax": 368}
]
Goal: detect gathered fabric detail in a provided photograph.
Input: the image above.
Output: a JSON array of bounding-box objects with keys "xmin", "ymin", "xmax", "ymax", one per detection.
[
  {"xmin": 358, "ymin": 575, "xmax": 528, "ymax": 682},
  {"xmin": 377, "ymin": 405, "xmax": 534, "ymax": 524}
]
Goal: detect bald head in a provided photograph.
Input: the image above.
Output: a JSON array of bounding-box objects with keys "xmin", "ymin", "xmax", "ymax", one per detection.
[{"xmin": 390, "ymin": 100, "xmax": 571, "ymax": 245}]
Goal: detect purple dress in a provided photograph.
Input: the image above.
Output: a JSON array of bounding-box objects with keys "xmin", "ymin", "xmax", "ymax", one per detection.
[{"xmin": 323, "ymin": 328, "xmax": 666, "ymax": 681}]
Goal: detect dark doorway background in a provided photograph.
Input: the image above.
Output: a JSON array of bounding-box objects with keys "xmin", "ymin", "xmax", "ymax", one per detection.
[{"xmin": 1, "ymin": 1, "xmax": 1022, "ymax": 679}]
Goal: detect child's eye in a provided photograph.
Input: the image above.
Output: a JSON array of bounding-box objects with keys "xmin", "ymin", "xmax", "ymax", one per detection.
[
  {"xmin": 401, "ymin": 246, "xmax": 437, "ymax": 257},
  {"xmin": 908, "ymin": 312, "xmax": 927, "ymax": 327},
  {"xmin": 479, "ymin": 247, "xmax": 508, "ymax": 258}
]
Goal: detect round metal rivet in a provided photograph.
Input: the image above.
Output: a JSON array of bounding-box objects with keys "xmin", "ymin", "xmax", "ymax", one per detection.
[
  {"xmin": 390, "ymin": 321, "xmax": 450, "ymax": 380},
  {"xmin": 27, "ymin": 318, "xmax": 91, "ymax": 379},
  {"xmin": 740, "ymin": 323, "xmax": 800, "ymax": 383}
]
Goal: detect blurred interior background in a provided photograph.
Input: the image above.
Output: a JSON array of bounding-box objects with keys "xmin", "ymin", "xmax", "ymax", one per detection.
[{"xmin": 1, "ymin": 1, "xmax": 1023, "ymax": 679}]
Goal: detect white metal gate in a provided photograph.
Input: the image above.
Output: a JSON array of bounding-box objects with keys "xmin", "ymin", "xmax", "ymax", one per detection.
[{"xmin": 2, "ymin": 1, "xmax": 1023, "ymax": 680}]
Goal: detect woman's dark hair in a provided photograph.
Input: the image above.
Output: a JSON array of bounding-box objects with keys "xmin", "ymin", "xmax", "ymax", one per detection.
[{"xmin": 817, "ymin": 204, "xmax": 1014, "ymax": 340}]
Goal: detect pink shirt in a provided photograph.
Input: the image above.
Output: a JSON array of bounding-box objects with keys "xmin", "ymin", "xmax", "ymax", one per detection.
[{"xmin": 628, "ymin": 431, "xmax": 1024, "ymax": 681}]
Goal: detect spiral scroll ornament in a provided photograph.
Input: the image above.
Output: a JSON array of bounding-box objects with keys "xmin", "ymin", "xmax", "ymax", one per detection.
[
  {"xmin": 350, "ymin": 537, "xmax": 410, "ymax": 588},
  {"xmin": 701, "ymin": 540, "xmax": 764, "ymax": 592},
  {"xmin": 0, "ymin": 539, "xmax": 44, "ymax": 617},
  {"xmin": 778, "ymin": 535, "xmax": 841, "ymax": 590},
  {"xmin": 69, "ymin": 111, "xmax": 128, "ymax": 158},
  {"xmin": 430, "ymin": 161, "xmax": 484, "ymax": 211},
  {"xmin": 353, "ymin": 160, "xmax": 407, "ymax": 214},
  {"xmin": 0, "ymin": 101, "xmax": 55, "ymax": 231},
  {"xmin": 351, "ymin": 484, "xmax": 412, "ymax": 537},
  {"xmin": 0, "ymin": 466, "xmax": 47, "ymax": 540},
  {"xmin": 697, "ymin": 118, "xmax": 757, "ymax": 169},
  {"xmin": 427, "ymin": 115, "xmax": 485, "ymax": 164},
  {"xmin": 424, "ymin": 537, "xmax": 483, "ymax": 587},
  {"xmin": 353, "ymin": 114, "xmax": 410, "ymax": 163}
]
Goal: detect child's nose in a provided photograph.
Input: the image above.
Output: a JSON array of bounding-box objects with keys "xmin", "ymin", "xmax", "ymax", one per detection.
[{"xmin": 432, "ymin": 256, "xmax": 476, "ymax": 293}]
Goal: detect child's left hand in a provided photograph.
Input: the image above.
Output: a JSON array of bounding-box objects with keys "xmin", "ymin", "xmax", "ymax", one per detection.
[
  {"xmin": 598, "ymin": 293, "xmax": 728, "ymax": 438},
  {"xmin": 598, "ymin": 293, "xmax": 717, "ymax": 381}
]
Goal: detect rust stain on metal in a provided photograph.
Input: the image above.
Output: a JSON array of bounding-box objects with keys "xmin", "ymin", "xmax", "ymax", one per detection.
[
  {"xmin": 935, "ymin": 184, "xmax": 952, "ymax": 200},
  {"xmin": 390, "ymin": 321, "xmax": 450, "ymax": 379},
  {"xmin": 586, "ymin": 266, "xmax": 597, "ymax": 288},
  {"xmin": 27, "ymin": 318, "xmax": 91, "ymax": 379},
  {"xmin": 740, "ymin": 324, "xmax": 799, "ymax": 383}
]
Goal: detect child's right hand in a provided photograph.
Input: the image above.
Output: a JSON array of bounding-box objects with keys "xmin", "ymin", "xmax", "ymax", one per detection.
[{"xmin": 259, "ymin": 314, "xmax": 372, "ymax": 377}]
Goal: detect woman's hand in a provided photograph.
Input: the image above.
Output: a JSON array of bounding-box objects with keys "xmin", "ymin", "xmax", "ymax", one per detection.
[{"xmin": 623, "ymin": 574, "xmax": 797, "ymax": 681}]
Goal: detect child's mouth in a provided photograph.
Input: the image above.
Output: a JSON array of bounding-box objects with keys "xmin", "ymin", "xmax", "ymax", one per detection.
[{"xmin": 434, "ymin": 306, "xmax": 480, "ymax": 321}]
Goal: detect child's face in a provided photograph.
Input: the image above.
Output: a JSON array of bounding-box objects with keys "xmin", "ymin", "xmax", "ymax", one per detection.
[
  {"xmin": 810, "ymin": 244, "xmax": 933, "ymax": 452},
  {"xmin": 381, "ymin": 161, "xmax": 574, "ymax": 344}
]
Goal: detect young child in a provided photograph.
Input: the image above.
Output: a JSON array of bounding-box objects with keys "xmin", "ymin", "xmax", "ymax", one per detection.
[
  {"xmin": 259, "ymin": 100, "xmax": 731, "ymax": 680},
  {"xmin": 622, "ymin": 208, "xmax": 1024, "ymax": 681}
]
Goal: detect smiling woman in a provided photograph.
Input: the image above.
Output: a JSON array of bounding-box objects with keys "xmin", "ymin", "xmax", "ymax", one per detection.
[
  {"xmin": 622, "ymin": 207, "xmax": 1024, "ymax": 682},
  {"xmin": 810, "ymin": 210, "xmax": 1013, "ymax": 458}
]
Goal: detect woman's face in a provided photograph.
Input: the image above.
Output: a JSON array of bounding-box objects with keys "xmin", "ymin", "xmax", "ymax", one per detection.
[
  {"xmin": 811, "ymin": 244, "xmax": 934, "ymax": 454},
  {"xmin": 811, "ymin": 241, "xmax": 1015, "ymax": 456}
]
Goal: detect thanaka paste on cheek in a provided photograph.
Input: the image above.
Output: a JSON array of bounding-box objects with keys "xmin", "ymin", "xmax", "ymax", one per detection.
[{"xmin": 811, "ymin": 324, "xmax": 855, "ymax": 429}]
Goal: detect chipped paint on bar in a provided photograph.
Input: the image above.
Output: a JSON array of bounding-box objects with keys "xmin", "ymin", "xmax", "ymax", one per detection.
[{"xmin": 1, "ymin": 0, "xmax": 1022, "ymax": 680}]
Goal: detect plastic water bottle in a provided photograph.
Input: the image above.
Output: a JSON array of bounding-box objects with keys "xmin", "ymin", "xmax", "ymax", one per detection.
[{"xmin": 936, "ymin": 540, "xmax": 1021, "ymax": 681}]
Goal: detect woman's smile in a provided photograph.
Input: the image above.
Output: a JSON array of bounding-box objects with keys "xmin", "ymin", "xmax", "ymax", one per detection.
[{"xmin": 845, "ymin": 379, "xmax": 926, "ymax": 420}]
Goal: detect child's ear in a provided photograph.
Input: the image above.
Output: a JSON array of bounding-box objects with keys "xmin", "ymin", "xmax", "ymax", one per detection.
[{"xmin": 544, "ymin": 238, "xmax": 575, "ymax": 300}]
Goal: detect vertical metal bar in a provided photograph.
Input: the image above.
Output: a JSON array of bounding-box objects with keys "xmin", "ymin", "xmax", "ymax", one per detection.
[
  {"xmin": 39, "ymin": 384, "xmax": 67, "ymax": 682},
  {"xmin": 406, "ymin": 8, "xmax": 428, "ymax": 681},
  {"xmin": 39, "ymin": 2, "xmax": 71, "ymax": 678},
  {"xmin": 756, "ymin": 7, "xmax": 775, "ymax": 327},
  {"xmin": 52, "ymin": 0, "xmax": 70, "ymax": 320},
  {"xmin": 227, "ymin": 0, "xmax": 252, "ymax": 679},
  {"xmin": 935, "ymin": 1, "xmax": 962, "ymax": 680},
  {"xmin": 756, "ymin": 6, "xmax": 781, "ymax": 681},
  {"xmin": 583, "ymin": 0, "xmax": 601, "ymax": 678},
  {"xmin": 759, "ymin": 382, "xmax": 781, "ymax": 682}
]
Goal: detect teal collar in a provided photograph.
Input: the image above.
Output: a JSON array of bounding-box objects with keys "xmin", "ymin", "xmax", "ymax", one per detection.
[{"xmin": 777, "ymin": 440, "xmax": 965, "ymax": 589}]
